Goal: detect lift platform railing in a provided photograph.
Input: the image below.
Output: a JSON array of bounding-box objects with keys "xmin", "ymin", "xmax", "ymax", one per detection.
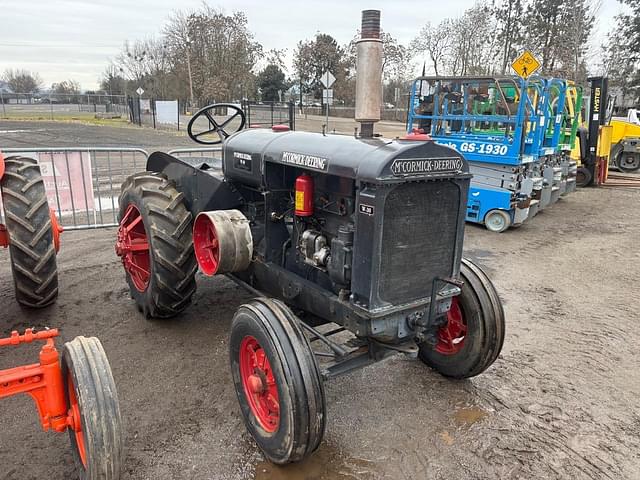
[{"xmin": 407, "ymin": 76, "xmax": 548, "ymax": 165}]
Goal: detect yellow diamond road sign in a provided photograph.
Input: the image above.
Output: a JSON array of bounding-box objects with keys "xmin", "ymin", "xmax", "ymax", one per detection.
[{"xmin": 512, "ymin": 51, "xmax": 541, "ymax": 79}]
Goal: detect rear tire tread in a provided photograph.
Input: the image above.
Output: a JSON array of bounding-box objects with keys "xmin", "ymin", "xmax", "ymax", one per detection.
[
  {"xmin": 118, "ymin": 171, "xmax": 197, "ymax": 318},
  {"xmin": 1, "ymin": 156, "xmax": 58, "ymax": 308}
]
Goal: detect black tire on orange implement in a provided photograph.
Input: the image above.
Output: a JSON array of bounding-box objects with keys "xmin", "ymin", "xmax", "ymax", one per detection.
[{"xmin": 62, "ymin": 336, "xmax": 123, "ymax": 480}]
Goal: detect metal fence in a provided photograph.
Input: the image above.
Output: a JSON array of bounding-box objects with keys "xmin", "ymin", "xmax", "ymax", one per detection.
[
  {"xmin": 167, "ymin": 147, "xmax": 223, "ymax": 160},
  {"xmin": 0, "ymin": 93, "xmax": 129, "ymax": 120},
  {"xmin": 242, "ymin": 101, "xmax": 295, "ymax": 130},
  {"xmin": 0, "ymin": 148, "xmax": 149, "ymax": 230}
]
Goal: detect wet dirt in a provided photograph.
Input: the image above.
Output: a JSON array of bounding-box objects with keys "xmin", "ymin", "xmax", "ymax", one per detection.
[{"xmin": 1, "ymin": 122, "xmax": 639, "ymax": 479}]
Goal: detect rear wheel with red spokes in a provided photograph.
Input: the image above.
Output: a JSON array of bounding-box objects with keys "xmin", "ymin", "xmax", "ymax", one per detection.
[
  {"xmin": 116, "ymin": 172, "xmax": 197, "ymax": 318},
  {"xmin": 116, "ymin": 204, "xmax": 150, "ymax": 292},
  {"xmin": 230, "ymin": 298, "xmax": 325, "ymax": 464},
  {"xmin": 62, "ymin": 336, "xmax": 123, "ymax": 480},
  {"xmin": 419, "ymin": 257, "xmax": 505, "ymax": 378}
]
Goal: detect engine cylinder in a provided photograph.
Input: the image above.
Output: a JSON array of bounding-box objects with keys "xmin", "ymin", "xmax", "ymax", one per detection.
[
  {"xmin": 295, "ymin": 174, "xmax": 314, "ymax": 216},
  {"xmin": 193, "ymin": 209, "xmax": 253, "ymax": 276}
]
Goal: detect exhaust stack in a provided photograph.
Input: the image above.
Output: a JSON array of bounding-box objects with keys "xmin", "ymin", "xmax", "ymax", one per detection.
[{"xmin": 355, "ymin": 10, "xmax": 383, "ymax": 138}]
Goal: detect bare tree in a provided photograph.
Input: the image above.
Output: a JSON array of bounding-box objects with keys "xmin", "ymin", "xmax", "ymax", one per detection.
[
  {"xmin": 164, "ymin": 6, "xmax": 262, "ymax": 104},
  {"xmin": 447, "ymin": 4, "xmax": 501, "ymax": 76},
  {"xmin": 100, "ymin": 65, "xmax": 127, "ymax": 96},
  {"xmin": 409, "ymin": 21, "xmax": 452, "ymax": 76},
  {"xmin": 265, "ymin": 48, "xmax": 288, "ymax": 72},
  {"xmin": 2, "ymin": 69, "xmax": 43, "ymax": 93},
  {"xmin": 494, "ymin": 0, "xmax": 526, "ymax": 74}
]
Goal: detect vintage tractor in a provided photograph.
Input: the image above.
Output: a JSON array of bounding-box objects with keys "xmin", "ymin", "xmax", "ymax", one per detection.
[
  {"xmin": 0, "ymin": 152, "xmax": 63, "ymax": 307},
  {"xmin": 0, "ymin": 328, "xmax": 123, "ymax": 479},
  {"xmin": 115, "ymin": 10, "xmax": 505, "ymax": 464}
]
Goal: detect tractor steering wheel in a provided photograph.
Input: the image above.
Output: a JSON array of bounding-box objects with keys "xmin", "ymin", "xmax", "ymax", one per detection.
[{"xmin": 187, "ymin": 103, "xmax": 246, "ymax": 145}]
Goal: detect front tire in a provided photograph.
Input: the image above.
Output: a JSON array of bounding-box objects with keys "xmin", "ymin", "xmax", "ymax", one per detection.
[
  {"xmin": 576, "ymin": 166, "xmax": 592, "ymax": 187},
  {"xmin": 62, "ymin": 336, "xmax": 123, "ymax": 480},
  {"xmin": 1, "ymin": 156, "xmax": 58, "ymax": 307},
  {"xmin": 229, "ymin": 298, "xmax": 326, "ymax": 464},
  {"xmin": 116, "ymin": 172, "xmax": 197, "ymax": 318},
  {"xmin": 484, "ymin": 209, "xmax": 511, "ymax": 233},
  {"xmin": 418, "ymin": 258, "xmax": 505, "ymax": 378}
]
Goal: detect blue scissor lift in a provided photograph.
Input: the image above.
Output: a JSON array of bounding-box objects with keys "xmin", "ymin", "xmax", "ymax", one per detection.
[
  {"xmin": 533, "ymin": 77, "xmax": 573, "ymax": 207},
  {"xmin": 407, "ymin": 76, "xmax": 554, "ymax": 232}
]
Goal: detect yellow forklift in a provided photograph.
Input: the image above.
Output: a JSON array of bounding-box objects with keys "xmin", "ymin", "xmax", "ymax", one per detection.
[{"xmin": 570, "ymin": 77, "xmax": 614, "ymax": 186}]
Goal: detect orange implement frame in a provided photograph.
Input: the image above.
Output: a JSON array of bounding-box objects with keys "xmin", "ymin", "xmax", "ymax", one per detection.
[{"xmin": 0, "ymin": 329, "xmax": 81, "ymax": 435}]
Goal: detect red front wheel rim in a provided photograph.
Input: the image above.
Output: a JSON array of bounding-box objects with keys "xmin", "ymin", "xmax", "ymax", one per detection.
[
  {"xmin": 239, "ymin": 336, "xmax": 280, "ymax": 433},
  {"xmin": 435, "ymin": 296, "xmax": 467, "ymax": 355},
  {"xmin": 193, "ymin": 215, "xmax": 220, "ymax": 275},
  {"xmin": 67, "ymin": 376, "xmax": 87, "ymax": 468},
  {"xmin": 115, "ymin": 204, "xmax": 150, "ymax": 292}
]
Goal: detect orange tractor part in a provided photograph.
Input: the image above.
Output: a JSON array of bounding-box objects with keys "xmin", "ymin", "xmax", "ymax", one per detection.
[
  {"xmin": 0, "ymin": 329, "xmax": 124, "ymax": 479},
  {"xmin": 0, "ymin": 329, "xmax": 74, "ymax": 433}
]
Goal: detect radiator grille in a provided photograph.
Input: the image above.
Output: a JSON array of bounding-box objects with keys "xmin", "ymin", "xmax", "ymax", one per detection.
[{"xmin": 379, "ymin": 181, "xmax": 460, "ymax": 305}]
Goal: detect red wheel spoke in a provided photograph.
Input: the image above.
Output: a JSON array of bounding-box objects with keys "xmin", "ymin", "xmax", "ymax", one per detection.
[
  {"xmin": 127, "ymin": 259, "xmax": 149, "ymax": 276},
  {"xmin": 116, "ymin": 204, "xmax": 151, "ymax": 292},
  {"xmin": 128, "ymin": 242, "xmax": 149, "ymax": 252},
  {"xmin": 125, "ymin": 214, "xmax": 143, "ymax": 233},
  {"xmin": 249, "ymin": 348, "xmax": 260, "ymax": 368}
]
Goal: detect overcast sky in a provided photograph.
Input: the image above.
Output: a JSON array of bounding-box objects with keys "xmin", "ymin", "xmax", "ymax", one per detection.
[{"xmin": 0, "ymin": 0, "xmax": 625, "ymax": 90}]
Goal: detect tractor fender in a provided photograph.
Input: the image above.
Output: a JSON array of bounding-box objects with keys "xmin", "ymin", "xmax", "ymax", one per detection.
[
  {"xmin": 146, "ymin": 151, "xmax": 244, "ymax": 217},
  {"xmin": 0, "ymin": 152, "xmax": 5, "ymax": 181}
]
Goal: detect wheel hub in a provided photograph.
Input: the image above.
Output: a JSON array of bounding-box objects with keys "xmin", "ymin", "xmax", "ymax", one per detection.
[
  {"xmin": 248, "ymin": 373, "xmax": 265, "ymax": 394},
  {"xmin": 622, "ymin": 154, "xmax": 640, "ymax": 169},
  {"xmin": 115, "ymin": 204, "xmax": 150, "ymax": 292},
  {"xmin": 436, "ymin": 297, "xmax": 467, "ymax": 355},
  {"xmin": 239, "ymin": 336, "xmax": 280, "ymax": 432}
]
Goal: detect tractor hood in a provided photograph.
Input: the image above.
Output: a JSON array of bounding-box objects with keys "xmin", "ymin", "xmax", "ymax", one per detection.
[{"xmin": 223, "ymin": 129, "xmax": 470, "ymax": 186}]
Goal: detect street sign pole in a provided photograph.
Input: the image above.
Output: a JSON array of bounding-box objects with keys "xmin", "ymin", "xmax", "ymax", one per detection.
[
  {"xmin": 325, "ymin": 90, "xmax": 329, "ymax": 130},
  {"xmin": 320, "ymin": 70, "xmax": 336, "ymax": 131}
]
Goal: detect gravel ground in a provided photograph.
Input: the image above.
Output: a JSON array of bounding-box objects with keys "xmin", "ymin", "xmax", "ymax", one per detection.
[{"xmin": 1, "ymin": 121, "xmax": 639, "ymax": 480}]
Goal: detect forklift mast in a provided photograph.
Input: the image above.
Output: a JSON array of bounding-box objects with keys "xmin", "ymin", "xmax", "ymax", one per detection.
[{"xmin": 579, "ymin": 76, "xmax": 612, "ymax": 186}]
